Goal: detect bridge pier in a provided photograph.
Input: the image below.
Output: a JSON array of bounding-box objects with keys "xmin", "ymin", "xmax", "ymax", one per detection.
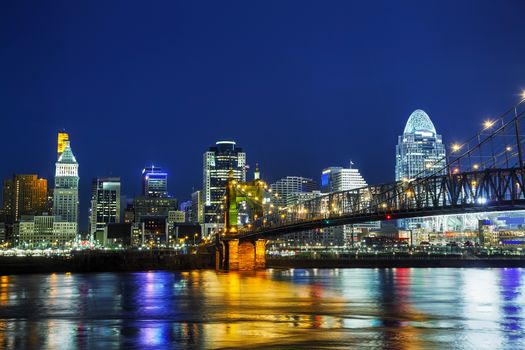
[{"xmin": 216, "ymin": 239, "xmax": 266, "ymax": 271}]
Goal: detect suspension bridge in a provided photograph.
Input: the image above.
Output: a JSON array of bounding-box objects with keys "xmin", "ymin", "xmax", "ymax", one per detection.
[{"xmin": 215, "ymin": 97, "xmax": 525, "ymax": 270}]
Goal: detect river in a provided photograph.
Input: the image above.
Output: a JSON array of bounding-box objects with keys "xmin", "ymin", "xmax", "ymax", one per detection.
[{"xmin": 0, "ymin": 268, "xmax": 523, "ymax": 349}]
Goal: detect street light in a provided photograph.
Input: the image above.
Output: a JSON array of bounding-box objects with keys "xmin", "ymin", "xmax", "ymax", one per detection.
[{"xmin": 483, "ymin": 120, "xmax": 494, "ymax": 129}]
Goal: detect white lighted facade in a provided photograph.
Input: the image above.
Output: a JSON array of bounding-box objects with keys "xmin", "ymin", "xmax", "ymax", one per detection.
[
  {"xmin": 321, "ymin": 164, "xmax": 368, "ymax": 193},
  {"xmin": 53, "ymin": 141, "xmax": 79, "ymax": 229},
  {"xmin": 395, "ymin": 110, "xmax": 447, "ymax": 232},
  {"xmin": 395, "ymin": 110, "xmax": 447, "ymax": 181},
  {"xmin": 15, "ymin": 215, "xmax": 77, "ymax": 248}
]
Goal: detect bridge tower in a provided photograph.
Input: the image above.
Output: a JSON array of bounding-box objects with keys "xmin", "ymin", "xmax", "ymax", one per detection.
[{"xmin": 216, "ymin": 169, "xmax": 268, "ymax": 271}]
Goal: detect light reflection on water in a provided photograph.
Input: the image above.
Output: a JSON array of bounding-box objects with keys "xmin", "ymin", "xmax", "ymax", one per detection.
[{"xmin": 0, "ymin": 268, "xmax": 523, "ymax": 349}]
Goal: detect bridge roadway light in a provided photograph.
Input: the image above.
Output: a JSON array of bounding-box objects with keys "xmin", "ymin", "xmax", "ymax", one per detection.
[
  {"xmin": 483, "ymin": 120, "xmax": 494, "ymax": 129},
  {"xmin": 451, "ymin": 144, "xmax": 461, "ymax": 152}
]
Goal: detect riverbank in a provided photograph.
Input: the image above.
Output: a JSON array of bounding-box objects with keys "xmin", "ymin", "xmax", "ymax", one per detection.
[
  {"xmin": 0, "ymin": 251, "xmax": 213, "ymax": 275},
  {"xmin": 1, "ymin": 252, "xmax": 525, "ymax": 275},
  {"xmin": 266, "ymin": 256, "xmax": 525, "ymax": 268}
]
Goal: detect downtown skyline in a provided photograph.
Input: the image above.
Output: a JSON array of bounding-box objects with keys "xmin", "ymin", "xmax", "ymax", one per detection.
[{"xmin": 2, "ymin": 1, "xmax": 525, "ymax": 229}]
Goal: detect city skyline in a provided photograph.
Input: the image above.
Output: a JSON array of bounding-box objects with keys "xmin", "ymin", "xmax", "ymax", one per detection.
[{"xmin": 2, "ymin": 2, "xmax": 525, "ymax": 224}]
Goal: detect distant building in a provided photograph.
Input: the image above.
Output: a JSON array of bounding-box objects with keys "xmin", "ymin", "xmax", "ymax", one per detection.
[
  {"xmin": 142, "ymin": 166, "xmax": 168, "ymax": 197},
  {"xmin": 53, "ymin": 139, "xmax": 79, "ymax": 232},
  {"xmin": 129, "ymin": 196, "xmax": 178, "ymax": 246},
  {"xmin": 203, "ymin": 141, "xmax": 246, "ymax": 236},
  {"xmin": 395, "ymin": 110, "xmax": 446, "ymax": 231},
  {"xmin": 320, "ymin": 162, "xmax": 378, "ymax": 245},
  {"xmin": 269, "ymin": 176, "xmax": 317, "ymax": 208},
  {"xmin": 89, "ymin": 177, "xmax": 121, "ymax": 238},
  {"xmin": 168, "ymin": 210, "xmax": 185, "ymax": 224},
  {"xmin": 191, "ymin": 190, "xmax": 204, "ymax": 224},
  {"xmin": 0, "ymin": 223, "xmax": 6, "ymax": 244},
  {"xmin": 2, "ymin": 174, "xmax": 48, "ymax": 224},
  {"xmin": 321, "ymin": 163, "xmax": 367, "ymax": 193},
  {"xmin": 395, "ymin": 109, "xmax": 446, "ymax": 181},
  {"xmin": 14, "ymin": 214, "xmax": 77, "ymax": 248},
  {"xmin": 95, "ymin": 223, "xmax": 132, "ymax": 247}
]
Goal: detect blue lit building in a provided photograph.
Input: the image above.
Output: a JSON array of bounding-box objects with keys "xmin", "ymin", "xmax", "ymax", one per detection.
[{"xmin": 142, "ymin": 166, "xmax": 168, "ymax": 198}]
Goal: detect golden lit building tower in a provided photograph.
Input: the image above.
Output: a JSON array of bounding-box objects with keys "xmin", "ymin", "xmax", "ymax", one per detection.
[
  {"xmin": 57, "ymin": 132, "xmax": 69, "ymax": 158},
  {"xmin": 2, "ymin": 175, "xmax": 48, "ymax": 223}
]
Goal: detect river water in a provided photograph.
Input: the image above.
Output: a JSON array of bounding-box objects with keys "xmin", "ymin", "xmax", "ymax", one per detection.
[{"xmin": 0, "ymin": 268, "xmax": 523, "ymax": 349}]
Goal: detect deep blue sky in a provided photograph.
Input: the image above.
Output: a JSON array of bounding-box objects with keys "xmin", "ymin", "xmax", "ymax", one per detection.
[{"xmin": 1, "ymin": 1, "xmax": 525, "ymax": 229}]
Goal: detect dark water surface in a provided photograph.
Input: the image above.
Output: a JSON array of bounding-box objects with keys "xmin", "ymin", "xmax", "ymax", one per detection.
[{"xmin": 0, "ymin": 268, "xmax": 523, "ymax": 349}]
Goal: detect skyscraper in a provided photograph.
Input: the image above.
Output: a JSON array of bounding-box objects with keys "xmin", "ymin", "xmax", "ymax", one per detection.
[
  {"xmin": 395, "ymin": 109, "xmax": 446, "ymax": 181},
  {"xmin": 53, "ymin": 140, "xmax": 79, "ymax": 230},
  {"xmin": 2, "ymin": 174, "xmax": 48, "ymax": 223},
  {"xmin": 203, "ymin": 141, "xmax": 246, "ymax": 235},
  {"xmin": 142, "ymin": 166, "xmax": 168, "ymax": 197},
  {"xmin": 269, "ymin": 176, "xmax": 317, "ymax": 208},
  {"xmin": 89, "ymin": 177, "xmax": 121, "ymax": 237},
  {"xmin": 395, "ymin": 110, "xmax": 446, "ymax": 231}
]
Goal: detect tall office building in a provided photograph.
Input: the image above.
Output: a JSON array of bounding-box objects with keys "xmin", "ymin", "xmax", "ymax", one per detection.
[
  {"xmin": 395, "ymin": 109, "xmax": 447, "ymax": 231},
  {"xmin": 321, "ymin": 164, "xmax": 367, "ymax": 193},
  {"xmin": 270, "ymin": 176, "xmax": 317, "ymax": 208},
  {"xmin": 2, "ymin": 174, "xmax": 48, "ymax": 223},
  {"xmin": 53, "ymin": 140, "xmax": 79, "ymax": 230},
  {"xmin": 395, "ymin": 109, "xmax": 446, "ymax": 181},
  {"xmin": 89, "ymin": 177, "xmax": 121, "ymax": 236},
  {"xmin": 142, "ymin": 166, "xmax": 168, "ymax": 197},
  {"xmin": 321, "ymin": 162, "xmax": 377, "ymax": 245},
  {"xmin": 203, "ymin": 141, "xmax": 246, "ymax": 235}
]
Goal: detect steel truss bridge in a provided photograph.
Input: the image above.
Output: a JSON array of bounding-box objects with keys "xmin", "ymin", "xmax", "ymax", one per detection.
[{"xmin": 225, "ymin": 97, "xmax": 525, "ymax": 241}]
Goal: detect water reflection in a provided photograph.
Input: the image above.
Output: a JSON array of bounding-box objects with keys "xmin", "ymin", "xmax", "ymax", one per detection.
[{"xmin": 0, "ymin": 269, "xmax": 523, "ymax": 348}]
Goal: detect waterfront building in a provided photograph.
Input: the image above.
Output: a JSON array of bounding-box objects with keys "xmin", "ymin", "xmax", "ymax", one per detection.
[
  {"xmin": 129, "ymin": 196, "xmax": 178, "ymax": 246},
  {"xmin": 2, "ymin": 174, "xmax": 48, "ymax": 224},
  {"xmin": 203, "ymin": 141, "xmax": 246, "ymax": 236},
  {"xmin": 14, "ymin": 214, "xmax": 77, "ymax": 248},
  {"xmin": 89, "ymin": 177, "xmax": 121, "ymax": 238},
  {"xmin": 53, "ymin": 140, "xmax": 79, "ymax": 231},
  {"xmin": 269, "ymin": 176, "xmax": 317, "ymax": 208},
  {"xmin": 142, "ymin": 165, "xmax": 168, "ymax": 197}
]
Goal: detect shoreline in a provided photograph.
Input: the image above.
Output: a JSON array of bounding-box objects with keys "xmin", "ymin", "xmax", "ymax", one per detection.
[{"xmin": 266, "ymin": 257, "xmax": 525, "ymax": 269}]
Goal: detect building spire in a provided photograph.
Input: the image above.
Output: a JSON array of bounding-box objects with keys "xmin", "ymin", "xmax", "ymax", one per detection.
[{"xmin": 254, "ymin": 163, "xmax": 260, "ymax": 180}]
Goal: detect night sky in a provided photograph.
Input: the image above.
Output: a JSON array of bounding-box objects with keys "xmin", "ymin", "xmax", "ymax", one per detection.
[{"xmin": 1, "ymin": 1, "xmax": 525, "ymax": 230}]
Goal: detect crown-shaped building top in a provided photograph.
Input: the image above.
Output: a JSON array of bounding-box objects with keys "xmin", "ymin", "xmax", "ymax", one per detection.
[
  {"xmin": 403, "ymin": 109, "xmax": 437, "ymax": 135},
  {"xmin": 57, "ymin": 141, "xmax": 77, "ymax": 164}
]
